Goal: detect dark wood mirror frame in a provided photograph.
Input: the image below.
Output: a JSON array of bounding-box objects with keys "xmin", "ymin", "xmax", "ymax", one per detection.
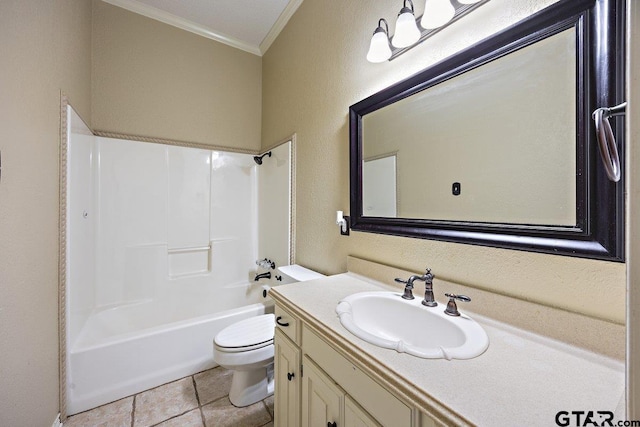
[{"xmin": 349, "ymin": 0, "xmax": 625, "ymax": 261}]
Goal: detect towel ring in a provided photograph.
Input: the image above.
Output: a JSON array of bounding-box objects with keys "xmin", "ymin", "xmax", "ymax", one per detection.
[{"xmin": 592, "ymin": 102, "xmax": 626, "ymax": 182}]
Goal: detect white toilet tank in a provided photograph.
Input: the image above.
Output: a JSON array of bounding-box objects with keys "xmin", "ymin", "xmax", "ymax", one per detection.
[{"xmin": 276, "ymin": 264, "xmax": 325, "ymax": 284}]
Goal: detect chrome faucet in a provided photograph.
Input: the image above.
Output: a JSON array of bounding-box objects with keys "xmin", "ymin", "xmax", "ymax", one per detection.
[
  {"xmin": 395, "ymin": 267, "xmax": 434, "ymax": 301},
  {"xmin": 421, "ymin": 269, "xmax": 437, "ymax": 307},
  {"xmin": 254, "ymin": 271, "xmax": 271, "ymax": 281}
]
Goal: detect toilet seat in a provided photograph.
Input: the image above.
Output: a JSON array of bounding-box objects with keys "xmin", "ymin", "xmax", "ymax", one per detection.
[{"xmin": 214, "ymin": 314, "xmax": 275, "ymax": 353}]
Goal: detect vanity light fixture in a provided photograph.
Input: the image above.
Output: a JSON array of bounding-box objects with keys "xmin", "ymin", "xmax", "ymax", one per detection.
[
  {"xmin": 392, "ymin": 0, "xmax": 421, "ymax": 48},
  {"xmin": 421, "ymin": 0, "xmax": 455, "ymax": 29},
  {"xmin": 367, "ymin": 0, "xmax": 490, "ymax": 62},
  {"xmin": 366, "ymin": 19, "xmax": 393, "ymax": 63}
]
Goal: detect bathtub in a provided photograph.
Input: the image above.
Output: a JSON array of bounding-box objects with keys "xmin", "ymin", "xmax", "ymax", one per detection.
[{"xmin": 66, "ymin": 281, "xmax": 271, "ymax": 416}]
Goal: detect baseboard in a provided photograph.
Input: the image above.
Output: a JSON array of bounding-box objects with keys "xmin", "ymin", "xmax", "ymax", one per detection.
[{"xmin": 52, "ymin": 413, "xmax": 62, "ymax": 427}]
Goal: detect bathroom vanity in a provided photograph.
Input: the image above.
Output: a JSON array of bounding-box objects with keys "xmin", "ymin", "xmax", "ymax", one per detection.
[{"xmin": 270, "ymin": 258, "xmax": 624, "ymax": 427}]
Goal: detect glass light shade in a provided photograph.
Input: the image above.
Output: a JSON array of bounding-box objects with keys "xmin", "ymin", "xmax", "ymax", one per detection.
[
  {"xmin": 458, "ymin": 0, "xmax": 482, "ymax": 3},
  {"xmin": 392, "ymin": 10, "xmax": 421, "ymax": 48},
  {"xmin": 421, "ymin": 0, "xmax": 455, "ymax": 29},
  {"xmin": 367, "ymin": 30, "xmax": 392, "ymax": 63}
]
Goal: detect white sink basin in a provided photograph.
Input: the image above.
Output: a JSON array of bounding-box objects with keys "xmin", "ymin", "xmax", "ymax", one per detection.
[{"xmin": 336, "ymin": 291, "xmax": 489, "ymax": 360}]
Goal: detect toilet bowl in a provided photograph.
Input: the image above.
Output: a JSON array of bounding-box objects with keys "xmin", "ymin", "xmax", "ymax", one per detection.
[
  {"xmin": 213, "ymin": 264, "xmax": 324, "ymax": 407},
  {"xmin": 213, "ymin": 314, "xmax": 276, "ymax": 407}
]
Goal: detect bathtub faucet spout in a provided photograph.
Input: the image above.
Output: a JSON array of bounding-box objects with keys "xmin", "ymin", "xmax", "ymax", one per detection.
[{"xmin": 254, "ymin": 272, "xmax": 271, "ymax": 281}]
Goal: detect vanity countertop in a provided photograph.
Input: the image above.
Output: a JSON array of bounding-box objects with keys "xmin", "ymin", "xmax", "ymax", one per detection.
[{"xmin": 270, "ymin": 272, "xmax": 625, "ymax": 427}]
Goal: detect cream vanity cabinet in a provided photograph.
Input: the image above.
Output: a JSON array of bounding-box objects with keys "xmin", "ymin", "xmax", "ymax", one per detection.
[
  {"xmin": 273, "ymin": 303, "xmax": 438, "ymax": 427},
  {"xmin": 274, "ymin": 305, "xmax": 302, "ymax": 427},
  {"xmin": 302, "ymin": 355, "xmax": 382, "ymax": 427},
  {"xmin": 274, "ymin": 329, "xmax": 301, "ymax": 427}
]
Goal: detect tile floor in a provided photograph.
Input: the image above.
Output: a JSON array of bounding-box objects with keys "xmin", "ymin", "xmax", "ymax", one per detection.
[{"xmin": 64, "ymin": 367, "xmax": 274, "ymax": 427}]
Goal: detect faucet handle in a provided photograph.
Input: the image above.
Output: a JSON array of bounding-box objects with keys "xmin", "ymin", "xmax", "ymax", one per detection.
[
  {"xmin": 256, "ymin": 258, "xmax": 276, "ymax": 269},
  {"xmin": 395, "ymin": 278, "xmax": 415, "ymax": 300},
  {"xmin": 444, "ymin": 293, "xmax": 471, "ymax": 316},
  {"xmin": 424, "ymin": 267, "xmax": 434, "ymax": 283}
]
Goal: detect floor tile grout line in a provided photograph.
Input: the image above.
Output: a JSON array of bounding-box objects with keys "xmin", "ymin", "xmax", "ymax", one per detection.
[
  {"xmin": 192, "ymin": 375, "xmax": 202, "ymax": 407},
  {"xmin": 192, "ymin": 374, "xmax": 209, "ymax": 427},
  {"xmin": 130, "ymin": 394, "xmax": 136, "ymax": 427},
  {"xmin": 145, "ymin": 377, "xmax": 201, "ymax": 427},
  {"xmin": 199, "ymin": 405, "xmax": 207, "ymax": 427},
  {"xmin": 147, "ymin": 408, "xmax": 201, "ymax": 427},
  {"xmin": 194, "ymin": 367, "xmax": 232, "ymax": 407}
]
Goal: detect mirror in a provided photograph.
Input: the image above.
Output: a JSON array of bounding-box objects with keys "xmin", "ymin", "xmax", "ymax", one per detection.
[
  {"xmin": 350, "ymin": 0, "xmax": 625, "ymax": 261},
  {"xmin": 362, "ymin": 29, "xmax": 576, "ymax": 225}
]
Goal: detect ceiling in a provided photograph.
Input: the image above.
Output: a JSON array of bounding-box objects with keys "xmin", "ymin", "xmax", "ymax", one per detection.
[{"xmin": 102, "ymin": 0, "xmax": 303, "ymax": 56}]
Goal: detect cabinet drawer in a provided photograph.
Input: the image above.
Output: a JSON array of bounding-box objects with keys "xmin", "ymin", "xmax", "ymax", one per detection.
[
  {"xmin": 303, "ymin": 325, "xmax": 412, "ymax": 427},
  {"xmin": 345, "ymin": 395, "xmax": 382, "ymax": 427},
  {"xmin": 275, "ymin": 304, "xmax": 300, "ymax": 345}
]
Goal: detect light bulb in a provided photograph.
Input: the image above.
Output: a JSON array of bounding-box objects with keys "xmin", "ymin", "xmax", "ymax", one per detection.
[
  {"xmin": 392, "ymin": 4, "xmax": 421, "ymax": 48},
  {"xmin": 421, "ymin": 0, "xmax": 455, "ymax": 29},
  {"xmin": 366, "ymin": 20, "xmax": 392, "ymax": 63}
]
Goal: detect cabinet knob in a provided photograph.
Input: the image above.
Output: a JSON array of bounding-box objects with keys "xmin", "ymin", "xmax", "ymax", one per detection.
[
  {"xmin": 287, "ymin": 372, "xmax": 295, "ymax": 381},
  {"xmin": 327, "ymin": 422, "xmax": 337, "ymax": 427},
  {"xmin": 276, "ymin": 316, "xmax": 290, "ymax": 327}
]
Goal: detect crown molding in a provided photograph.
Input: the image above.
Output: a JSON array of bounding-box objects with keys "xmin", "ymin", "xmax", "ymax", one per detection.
[
  {"xmin": 259, "ymin": 0, "xmax": 304, "ymax": 54},
  {"xmin": 101, "ymin": 0, "xmax": 262, "ymax": 56}
]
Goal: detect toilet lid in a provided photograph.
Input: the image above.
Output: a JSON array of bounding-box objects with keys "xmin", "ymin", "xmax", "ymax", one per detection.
[{"xmin": 214, "ymin": 314, "xmax": 275, "ymax": 350}]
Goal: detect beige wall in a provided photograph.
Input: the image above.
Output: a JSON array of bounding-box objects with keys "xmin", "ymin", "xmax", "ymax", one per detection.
[
  {"xmin": 262, "ymin": 0, "xmax": 626, "ymax": 324},
  {"xmin": 0, "ymin": 1, "xmax": 630, "ymax": 424},
  {"xmin": 0, "ymin": 1, "xmax": 92, "ymax": 426},
  {"xmin": 91, "ymin": 0, "xmax": 262, "ymax": 151}
]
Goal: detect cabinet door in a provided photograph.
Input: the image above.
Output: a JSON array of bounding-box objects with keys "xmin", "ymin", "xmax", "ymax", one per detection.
[
  {"xmin": 275, "ymin": 329, "xmax": 301, "ymax": 427},
  {"xmin": 302, "ymin": 356, "xmax": 343, "ymax": 427},
  {"xmin": 344, "ymin": 396, "xmax": 381, "ymax": 427}
]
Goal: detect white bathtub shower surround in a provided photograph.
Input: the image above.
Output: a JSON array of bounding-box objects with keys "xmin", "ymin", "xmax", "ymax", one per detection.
[
  {"xmin": 210, "ymin": 150, "xmax": 261, "ymax": 285},
  {"xmin": 66, "ymin": 107, "xmax": 96, "ymax": 346},
  {"xmin": 167, "ymin": 146, "xmax": 211, "ymax": 251},
  {"xmin": 258, "ymin": 142, "xmax": 293, "ymax": 267},
  {"xmin": 67, "ymin": 136, "xmax": 260, "ymax": 344},
  {"xmin": 65, "ymin": 113, "xmax": 293, "ymax": 415}
]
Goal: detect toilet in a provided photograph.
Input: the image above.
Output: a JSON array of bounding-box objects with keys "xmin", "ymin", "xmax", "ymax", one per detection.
[{"xmin": 213, "ymin": 264, "xmax": 324, "ymax": 407}]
